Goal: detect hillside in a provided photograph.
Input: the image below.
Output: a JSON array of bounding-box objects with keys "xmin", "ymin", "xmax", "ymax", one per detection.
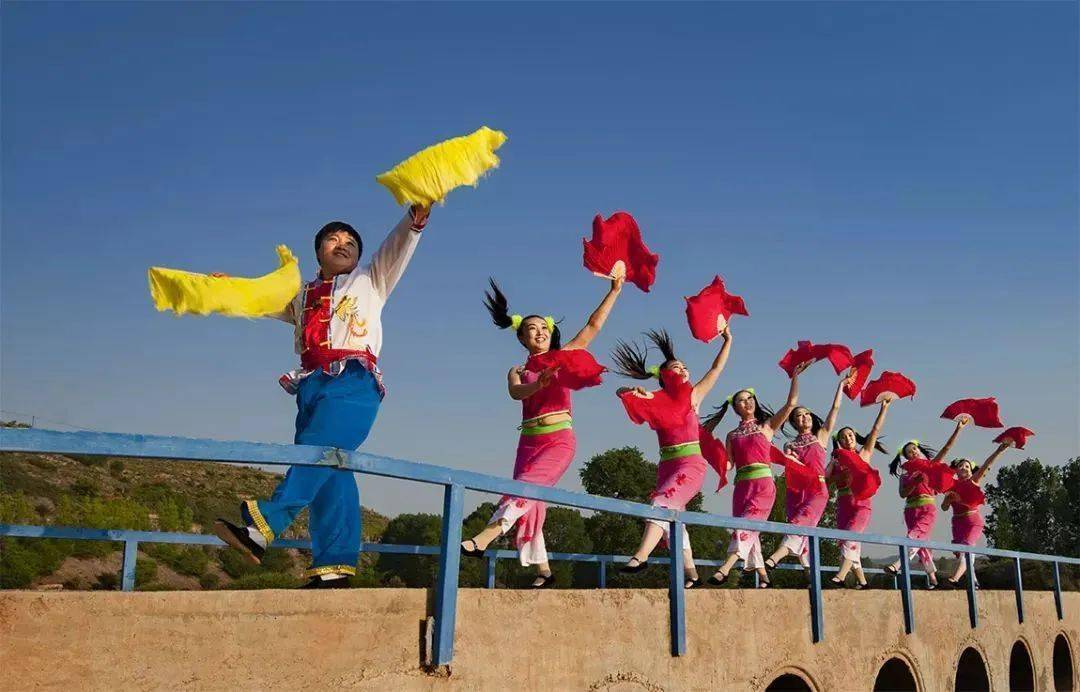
[{"xmin": 0, "ymin": 451, "xmax": 389, "ymax": 590}]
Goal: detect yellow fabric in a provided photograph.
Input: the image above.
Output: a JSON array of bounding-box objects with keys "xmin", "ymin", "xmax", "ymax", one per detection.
[
  {"xmin": 148, "ymin": 245, "xmax": 301, "ymax": 318},
  {"xmin": 376, "ymin": 126, "xmax": 507, "ymax": 206}
]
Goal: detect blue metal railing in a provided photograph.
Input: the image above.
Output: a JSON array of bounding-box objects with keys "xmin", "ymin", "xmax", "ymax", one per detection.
[{"xmin": 1, "ymin": 428, "xmax": 1076, "ymax": 666}]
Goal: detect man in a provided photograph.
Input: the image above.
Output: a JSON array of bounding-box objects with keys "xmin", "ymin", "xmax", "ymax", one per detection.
[{"xmin": 214, "ymin": 205, "xmax": 430, "ymax": 588}]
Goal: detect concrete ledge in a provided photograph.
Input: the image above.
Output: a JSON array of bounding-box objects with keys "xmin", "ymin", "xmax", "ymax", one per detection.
[{"xmin": 1, "ymin": 589, "xmax": 1076, "ymax": 690}]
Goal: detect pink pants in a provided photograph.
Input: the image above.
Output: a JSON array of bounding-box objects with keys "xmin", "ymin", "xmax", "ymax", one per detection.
[
  {"xmin": 780, "ymin": 484, "xmax": 828, "ymax": 566},
  {"xmin": 490, "ymin": 428, "xmax": 576, "ymax": 565},
  {"xmin": 903, "ymin": 504, "xmax": 937, "ymax": 573},
  {"xmin": 647, "ymin": 455, "xmax": 706, "ymax": 557},
  {"xmin": 836, "ymin": 494, "xmax": 873, "ymax": 567},
  {"xmin": 727, "ymin": 476, "xmax": 776, "ymax": 569},
  {"xmin": 951, "ymin": 512, "xmax": 984, "ymax": 556}
]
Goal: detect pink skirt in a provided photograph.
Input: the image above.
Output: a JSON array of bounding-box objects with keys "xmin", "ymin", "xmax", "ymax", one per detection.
[
  {"xmin": 836, "ymin": 494, "xmax": 872, "ymax": 565},
  {"xmin": 727, "ymin": 475, "xmax": 776, "ymax": 569},
  {"xmin": 492, "ymin": 428, "xmax": 576, "ymax": 564},
  {"xmin": 951, "ymin": 512, "xmax": 984, "ymax": 555},
  {"xmin": 904, "ymin": 503, "xmax": 937, "ymax": 572},
  {"xmin": 780, "ymin": 483, "xmax": 828, "ymax": 562},
  {"xmin": 651, "ymin": 454, "xmax": 707, "ymax": 511}
]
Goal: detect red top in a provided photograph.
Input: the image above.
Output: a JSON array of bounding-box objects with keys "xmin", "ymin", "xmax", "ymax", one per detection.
[
  {"xmin": 903, "ymin": 458, "xmax": 955, "ymax": 494},
  {"xmin": 524, "ymin": 349, "xmax": 606, "ymax": 391},
  {"xmin": 617, "ymin": 372, "xmax": 693, "ymax": 436},
  {"xmin": 831, "ymin": 448, "xmax": 882, "ymax": 501},
  {"xmin": 299, "ymin": 279, "xmax": 372, "ymax": 372},
  {"xmin": 785, "ymin": 433, "xmax": 827, "ymax": 475},
  {"xmin": 728, "ymin": 421, "xmax": 771, "ymax": 467},
  {"xmin": 950, "ymin": 478, "xmax": 986, "ymax": 509},
  {"xmin": 520, "ymin": 367, "xmax": 573, "ymax": 422}
]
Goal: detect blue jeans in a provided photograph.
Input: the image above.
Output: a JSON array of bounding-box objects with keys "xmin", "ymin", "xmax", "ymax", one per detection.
[{"xmin": 244, "ymin": 361, "xmax": 381, "ymax": 577}]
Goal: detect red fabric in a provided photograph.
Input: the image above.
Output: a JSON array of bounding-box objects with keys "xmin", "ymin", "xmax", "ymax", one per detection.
[
  {"xmin": 778, "ymin": 341, "xmax": 853, "ymax": 378},
  {"xmin": 684, "ymin": 275, "xmax": 749, "ymax": 343},
  {"xmin": 903, "ymin": 458, "xmax": 956, "ymax": 494},
  {"xmin": 951, "ymin": 478, "xmax": 986, "ymax": 508},
  {"xmin": 768, "ymin": 446, "xmax": 819, "ymax": 494},
  {"xmin": 859, "ymin": 371, "xmax": 916, "ymax": 407},
  {"xmin": 582, "ymin": 212, "xmax": 658, "ymax": 292},
  {"xmin": 941, "ymin": 397, "xmax": 1004, "ymax": 428},
  {"xmin": 700, "ymin": 425, "xmax": 730, "ymax": 491},
  {"xmin": 833, "ymin": 449, "xmax": 883, "ymax": 501},
  {"xmin": 994, "ymin": 426, "xmax": 1035, "ymax": 450},
  {"xmin": 617, "ymin": 376, "xmax": 693, "ymax": 431},
  {"xmin": 844, "ymin": 349, "xmax": 875, "ymax": 400},
  {"xmin": 525, "ymin": 349, "xmax": 606, "ymax": 391}
]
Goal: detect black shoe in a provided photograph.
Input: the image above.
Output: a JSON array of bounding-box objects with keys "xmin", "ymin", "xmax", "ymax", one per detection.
[
  {"xmin": 884, "ymin": 564, "xmax": 900, "ymax": 576},
  {"xmin": 707, "ymin": 570, "xmax": 730, "ymax": 586},
  {"xmin": 300, "ymin": 575, "xmax": 350, "ymax": 589},
  {"xmin": 620, "ymin": 557, "xmax": 649, "ymax": 574},
  {"xmin": 213, "ymin": 519, "xmax": 264, "ymax": 565},
  {"xmin": 685, "ymin": 577, "xmax": 701, "ymax": 589},
  {"xmin": 460, "ymin": 539, "xmax": 485, "ymax": 558},
  {"xmin": 757, "ymin": 578, "xmax": 772, "ymax": 589},
  {"xmin": 825, "ymin": 576, "xmax": 845, "ymax": 589},
  {"xmin": 926, "ymin": 580, "xmax": 938, "ymax": 591},
  {"xmin": 852, "ymin": 581, "xmax": 867, "ymax": 590},
  {"xmin": 529, "ymin": 573, "xmax": 555, "ymax": 589}
]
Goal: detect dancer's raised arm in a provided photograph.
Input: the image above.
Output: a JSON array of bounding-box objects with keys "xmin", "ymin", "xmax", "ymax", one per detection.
[
  {"xmin": 971, "ymin": 440, "xmax": 1011, "ymax": 484},
  {"xmin": 563, "ymin": 276, "xmax": 624, "ymax": 350},
  {"xmin": 934, "ymin": 417, "xmax": 969, "ymax": 461},
  {"xmin": 765, "ymin": 361, "xmax": 809, "ymax": 434},
  {"xmin": 691, "ymin": 326, "xmax": 732, "ymax": 408},
  {"xmin": 861, "ymin": 398, "xmax": 891, "ymax": 461},
  {"xmin": 818, "ymin": 370, "xmax": 851, "ymax": 445}
]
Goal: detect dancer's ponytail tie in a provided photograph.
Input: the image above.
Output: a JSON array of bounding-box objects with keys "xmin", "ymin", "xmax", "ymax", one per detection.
[
  {"xmin": 647, "ymin": 365, "xmax": 661, "ymax": 379},
  {"xmin": 726, "ymin": 386, "xmax": 756, "ymax": 404},
  {"xmin": 510, "ymin": 314, "xmax": 523, "ymax": 331},
  {"xmin": 544, "ymin": 316, "xmax": 556, "ymax": 333}
]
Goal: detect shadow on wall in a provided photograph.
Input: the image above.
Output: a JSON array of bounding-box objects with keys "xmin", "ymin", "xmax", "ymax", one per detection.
[
  {"xmin": 955, "ymin": 647, "xmax": 990, "ymax": 692},
  {"xmin": 874, "ymin": 657, "xmax": 917, "ymax": 692},
  {"xmin": 1056, "ymin": 634, "xmax": 1075, "ymax": 692},
  {"xmin": 1009, "ymin": 640, "xmax": 1035, "ymax": 692}
]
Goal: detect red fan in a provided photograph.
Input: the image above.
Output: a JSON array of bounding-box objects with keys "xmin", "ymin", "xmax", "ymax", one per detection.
[
  {"xmin": 768, "ymin": 446, "xmax": 821, "ymax": 494},
  {"xmin": 582, "ymin": 212, "xmax": 659, "ymax": 292},
  {"xmin": 950, "ymin": 478, "xmax": 986, "ymax": 508},
  {"xmin": 844, "ymin": 349, "xmax": 875, "ymax": 400},
  {"xmin": 903, "ymin": 458, "xmax": 955, "ymax": 494},
  {"xmin": 833, "ymin": 449, "xmax": 882, "ymax": 500},
  {"xmin": 617, "ymin": 376, "xmax": 693, "ymax": 431},
  {"xmin": 684, "ymin": 275, "xmax": 749, "ymax": 343},
  {"xmin": 859, "ymin": 371, "xmax": 916, "ymax": 407},
  {"xmin": 778, "ymin": 341, "xmax": 854, "ymax": 378},
  {"xmin": 700, "ymin": 425, "xmax": 730, "ymax": 491},
  {"xmin": 525, "ymin": 349, "xmax": 606, "ymax": 390},
  {"xmin": 941, "ymin": 397, "xmax": 1004, "ymax": 428},
  {"xmin": 994, "ymin": 426, "xmax": 1034, "ymax": 450}
]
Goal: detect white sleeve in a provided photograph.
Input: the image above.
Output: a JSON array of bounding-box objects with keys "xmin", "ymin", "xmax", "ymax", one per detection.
[{"xmin": 368, "ymin": 212, "xmax": 422, "ymax": 300}]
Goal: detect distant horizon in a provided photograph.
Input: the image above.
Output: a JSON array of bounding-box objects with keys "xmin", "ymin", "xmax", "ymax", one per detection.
[{"xmin": 2, "ymin": 2, "xmax": 1077, "ymax": 552}]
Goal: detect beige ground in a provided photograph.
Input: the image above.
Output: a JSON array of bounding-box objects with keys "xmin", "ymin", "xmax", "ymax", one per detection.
[{"xmin": 0, "ymin": 588, "xmax": 1075, "ymax": 690}]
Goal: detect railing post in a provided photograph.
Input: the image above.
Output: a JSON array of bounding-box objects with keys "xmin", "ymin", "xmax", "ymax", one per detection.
[
  {"xmin": 808, "ymin": 535, "xmax": 824, "ymax": 643},
  {"xmin": 668, "ymin": 520, "xmax": 687, "ymax": 657},
  {"xmin": 486, "ymin": 555, "xmax": 496, "ymax": 590},
  {"xmin": 121, "ymin": 539, "xmax": 138, "ymax": 592},
  {"xmin": 1053, "ymin": 561, "xmax": 1063, "ymax": 620},
  {"xmin": 965, "ymin": 551, "xmax": 978, "ymax": 629},
  {"xmin": 1013, "ymin": 557, "xmax": 1024, "ymax": 624},
  {"xmin": 598, "ymin": 558, "xmax": 607, "ymax": 589},
  {"xmin": 899, "ymin": 546, "xmax": 914, "ymax": 635},
  {"xmin": 432, "ymin": 483, "xmax": 464, "ymax": 667}
]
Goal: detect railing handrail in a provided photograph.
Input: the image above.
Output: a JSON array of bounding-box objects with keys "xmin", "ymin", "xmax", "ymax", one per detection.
[
  {"xmin": 3, "ymin": 428, "xmax": 1076, "ymax": 566},
  {"xmin": 1, "ymin": 427, "xmax": 1073, "ymax": 666}
]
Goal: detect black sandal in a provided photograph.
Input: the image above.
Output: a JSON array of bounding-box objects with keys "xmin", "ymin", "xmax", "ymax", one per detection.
[
  {"xmin": 685, "ymin": 577, "xmax": 701, "ymax": 589},
  {"xmin": 707, "ymin": 570, "xmax": 730, "ymax": 586},
  {"xmin": 529, "ymin": 573, "xmax": 555, "ymax": 589},
  {"xmin": 826, "ymin": 576, "xmax": 845, "ymax": 588},
  {"xmin": 852, "ymin": 581, "xmax": 867, "ymax": 590},
  {"xmin": 459, "ymin": 539, "xmax": 485, "ymax": 558},
  {"xmin": 884, "ymin": 564, "xmax": 900, "ymax": 576},
  {"xmin": 620, "ymin": 557, "xmax": 649, "ymax": 574},
  {"xmin": 757, "ymin": 578, "xmax": 772, "ymax": 589},
  {"xmin": 763, "ymin": 558, "xmax": 777, "ymax": 572}
]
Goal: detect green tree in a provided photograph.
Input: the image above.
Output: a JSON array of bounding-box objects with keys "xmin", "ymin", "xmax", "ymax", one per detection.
[
  {"xmin": 985, "ymin": 458, "xmax": 1066, "ymax": 553},
  {"xmin": 375, "ymin": 512, "xmax": 443, "ymax": 587}
]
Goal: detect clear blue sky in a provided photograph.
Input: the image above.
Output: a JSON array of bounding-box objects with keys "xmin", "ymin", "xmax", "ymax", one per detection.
[{"xmin": 2, "ymin": 2, "xmax": 1077, "ymax": 549}]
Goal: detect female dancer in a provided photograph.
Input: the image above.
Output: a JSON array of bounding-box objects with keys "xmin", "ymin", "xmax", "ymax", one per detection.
[
  {"xmin": 884, "ymin": 417, "xmax": 969, "ymax": 588},
  {"xmin": 459, "ymin": 275, "xmax": 623, "ymax": 587},
  {"xmin": 942, "ymin": 439, "xmax": 1013, "ymax": 586},
  {"xmin": 610, "ymin": 327, "xmax": 733, "ymax": 588},
  {"xmin": 826, "ymin": 400, "xmax": 891, "ymax": 588},
  {"xmin": 703, "ymin": 362, "xmax": 809, "ymax": 588},
  {"xmin": 764, "ymin": 369, "xmax": 855, "ymax": 572}
]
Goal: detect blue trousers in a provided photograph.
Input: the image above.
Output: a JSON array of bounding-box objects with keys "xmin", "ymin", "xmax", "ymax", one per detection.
[{"xmin": 244, "ymin": 361, "xmax": 381, "ymax": 577}]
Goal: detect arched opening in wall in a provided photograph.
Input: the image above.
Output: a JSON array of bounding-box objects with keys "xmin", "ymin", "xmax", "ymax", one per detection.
[
  {"xmin": 955, "ymin": 647, "xmax": 991, "ymax": 692},
  {"xmin": 765, "ymin": 673, "xmax": 813, "ymax": 692},
  {"xmin": 874, "ymin": 658, "xmax": 918, "ymax": 691},
  {"xmin": 1055, "ymin": 634, "xmax": 1075, "ymax": 691},
  {"xmin": 1009, "ymin": 640, "xmax": 1035, "ymax": 691}
]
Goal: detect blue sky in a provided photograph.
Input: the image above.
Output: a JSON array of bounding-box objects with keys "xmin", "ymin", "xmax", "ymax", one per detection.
[{"xmin": 2, "ymin": 2, "xmax": 1077, "ymax": 550}]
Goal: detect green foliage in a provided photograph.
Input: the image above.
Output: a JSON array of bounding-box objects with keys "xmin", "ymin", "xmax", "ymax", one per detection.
[
  {"xmin": 986, "ymin": 458, "xmax": 1071, "ymax": 554},
  {"xmin": 199, "ymin": 573, "xmax": 220, "ymax": 589},
  {"xmin": 218, "ymin": 546, "xmax": 258, "ymax": 579},
  {"xmin": 0, "ymin": 492, "xmax": 37, "ymax": 523},
  {"xmin": 375, "ymin": 513, "xmax": 442, "ymax": 587},
  {"xmin": 226, "ymin": 572, "xmax": 301, "ymax": 590},
  {"xmin": 579, "ymin": 446, "xmax": 655, "ymax": 502},
  {"xmin": 145, "ymin": 544, "xmax": 209, "ymax": 577},
  {"xmin": 135, "ymin": 557, "xmax": 158, "ymax": 588}
]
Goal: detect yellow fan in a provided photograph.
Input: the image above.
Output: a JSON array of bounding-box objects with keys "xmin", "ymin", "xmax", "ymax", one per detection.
[
  {"xmin": 376, "ymin": 126, "xmax": 508, "ymax": 206},
  {"xmin": 148, "ymin": 245, "xmax": 301, "ymax": 318}
]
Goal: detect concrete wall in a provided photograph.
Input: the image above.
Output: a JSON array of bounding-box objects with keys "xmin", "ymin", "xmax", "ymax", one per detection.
[{"xmin": 1, "ymin": 588, "xmax": 1076, "ymax": 691}]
